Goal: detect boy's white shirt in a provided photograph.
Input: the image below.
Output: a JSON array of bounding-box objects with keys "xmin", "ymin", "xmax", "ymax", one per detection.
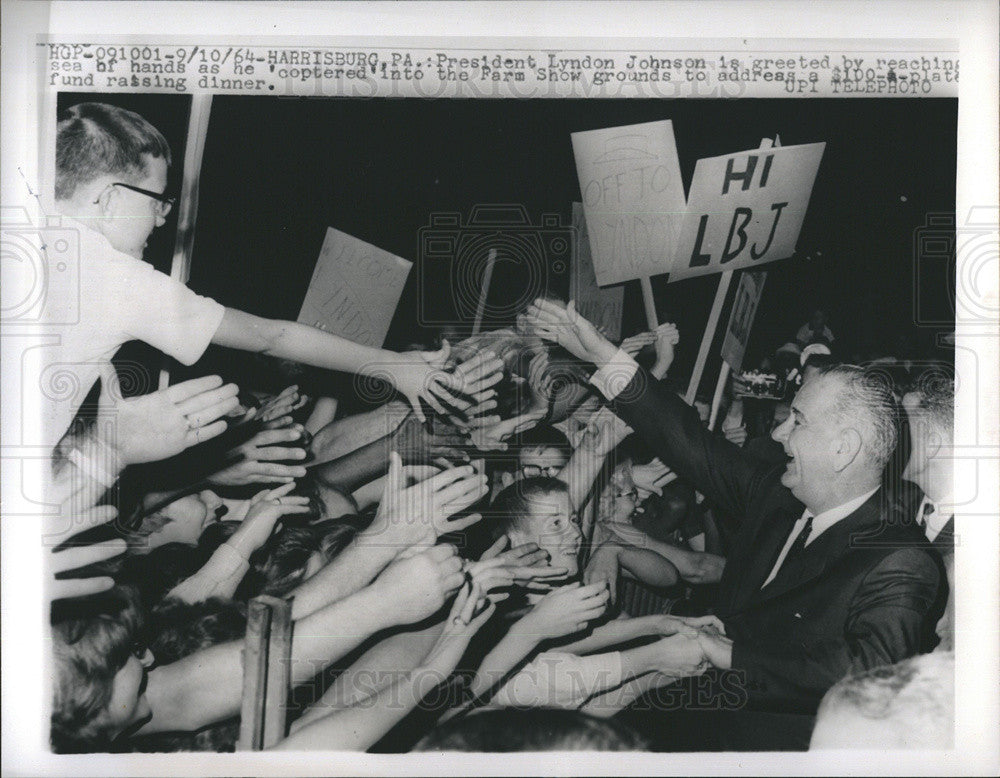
[{"xmin": 34, "ymin": 218, "xmax": 225, "ymax": 449}]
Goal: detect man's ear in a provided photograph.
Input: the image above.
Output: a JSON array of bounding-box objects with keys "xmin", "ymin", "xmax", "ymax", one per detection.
[
  {"xmin": 832, "ymin": 427, "xmax": 863, "ymax": 472},
  {"xmin": 925, "ymin": 430, "xmax": 944, "ymax": 461},
  {"xmin": 93, "ymin": 182, "xmax": 119, "ymax": 218}
]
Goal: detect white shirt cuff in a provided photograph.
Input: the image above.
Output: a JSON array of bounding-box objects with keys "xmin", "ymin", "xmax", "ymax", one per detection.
[{"xmin": 588, "ymin": 349, "xmax": 640, "ymax": 400}]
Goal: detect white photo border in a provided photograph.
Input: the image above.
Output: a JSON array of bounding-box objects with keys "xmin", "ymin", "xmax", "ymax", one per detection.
[{"xmin": 2, "ymin": 2, "xmax": 997, "ymax": 775}]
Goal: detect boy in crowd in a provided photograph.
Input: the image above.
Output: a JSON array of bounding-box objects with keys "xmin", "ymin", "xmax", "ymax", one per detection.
[{"xmin": 44, "ymin": 102, "xmax": 475, "ymax": 450}]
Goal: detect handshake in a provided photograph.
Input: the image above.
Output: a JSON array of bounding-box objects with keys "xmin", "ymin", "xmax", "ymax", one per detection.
[{"xmin": 654, "ymin": 615, "xmax": 733, "ymax": 675}]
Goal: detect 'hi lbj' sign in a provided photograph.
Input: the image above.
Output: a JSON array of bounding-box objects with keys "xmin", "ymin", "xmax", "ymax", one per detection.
[{"xmin": 669, "ymin": 142, "xmax": 825, "ymax": 283}]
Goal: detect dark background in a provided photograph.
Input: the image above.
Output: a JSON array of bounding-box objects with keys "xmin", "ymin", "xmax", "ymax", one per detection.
[{"xmin": 60, "ymin": 94, "xmax": 957, "ymax": 396}]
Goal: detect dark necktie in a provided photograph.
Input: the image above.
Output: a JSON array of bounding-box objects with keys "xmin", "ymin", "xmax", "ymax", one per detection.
[{"xmin": 783, "ymin": 514, "xmax": 814, "ymax": 565}]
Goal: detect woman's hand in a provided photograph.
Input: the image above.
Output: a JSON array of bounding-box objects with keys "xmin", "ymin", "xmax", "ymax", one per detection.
[
  {"xmin": 258, "ymin": 384, "xmax": 309, "ymax": 424},
  {"xmin": 390, "ymin": 413, "xmax": 469, "ymax": 465},
  {"xmin": 517, "ymin": 581, "xmax": 611, "ymax": 641},
  {"xmin": 657, "ymin": 613, "xmax": 727, "ymax": 638},
  {"xmin": 46, "ymin": 505, "xmax": 125, "ymax": 602},
  {"xmin": 363, "ymin": 453, "xmax": 488, "ymax": 556},
  {"xmin": 467, "ymin": 411, "xmax": 543, "ymax": 452},
  {"xmin": 420, "ymin": 580, "xmax": 497, "ymax": 678},
  {"xmin": 97, "ymin": 374, "xmax": 240, "ymax": 465},
  {"xmin": 467, "ymin": 537, "xmax": 570, "ymax": 598},
  {"xmin": 373, "ymin": 544, "xmax": 466, "ymax": 625},
  {"xmin": 229, "ymin": 490, "xmax": 312, "ymax": 553},
  {"xmin": 651, "ymin": 322, "xmax": 680, "ymax": 378},
  {"xmin": 652, "ymin": 632, "xmax": 709, "ymax": 676},
  {"xmin": 630, "ymin": 458, "xmax": 677, "ymax": 499},
  {"xmin": 208, "ymin": 426, "xmax": 309, "ymax": 486},
  {"xmin": 524, "ymin": 350, "xmax": 555, "ymax": 416},
  {"xmin": 620, "ymin": 330, "xmax": 657, "ymax": 358}
]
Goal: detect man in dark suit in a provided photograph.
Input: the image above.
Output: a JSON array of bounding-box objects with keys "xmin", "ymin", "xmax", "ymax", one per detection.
[
  {"xmin": 901, "ymin": 371, "xmax": 955, "ymax": 651},
  {"xmin": 525, "ymin": 299, "xmax": 939, "ymax": 750}
]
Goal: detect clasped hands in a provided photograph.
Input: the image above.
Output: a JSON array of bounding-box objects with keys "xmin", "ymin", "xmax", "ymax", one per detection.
[{"xmin": 656, "ymin": 615, "xmax": 734, "ymax": 674}]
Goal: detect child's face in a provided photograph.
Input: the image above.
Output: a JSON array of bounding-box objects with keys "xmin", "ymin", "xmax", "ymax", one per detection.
[
  {"xmin": 508, "ymin": 491, "xmax": 582, "ymax": 576},
  {"xmin": 104, "ymin": 154, "xmax": 169, "ymax": 259}
]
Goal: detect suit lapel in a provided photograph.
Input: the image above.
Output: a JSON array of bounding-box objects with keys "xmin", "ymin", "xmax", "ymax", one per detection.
[
  {"xmin": 756, "ymin": 491, "xmax": 883, "ymax": 603},
  {"xmin": 729, "ymin": 502, "xmax": 800, "ymax": 611}
]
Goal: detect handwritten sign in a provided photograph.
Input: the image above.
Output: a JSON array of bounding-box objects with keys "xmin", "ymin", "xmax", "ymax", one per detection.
[
  {"xmin": 297, "ymin": 227, "xmax": 412, "ymax": 348},
  {"xmin": 721, "ymin": 270, "xmax": 767, "ymax": 372},
  {"xmin": 571, "ymin": 120, "xmax": 687, "ymax": 286},
  {"xmin": 570, "ymin": 203, "xmax": 623, "ymax": 342},
  {"xmin": 669, "ymin": 142, "xmax": 825, "ymax": 283}
]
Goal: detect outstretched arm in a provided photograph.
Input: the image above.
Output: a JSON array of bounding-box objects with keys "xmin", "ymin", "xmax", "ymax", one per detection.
[
  {"xmin": 213, "ymin": 309, "xmax": 470, "ymax": 422},
  {"xmin": 274, "ymin": 584, "xmax": 495, "ymax": 751},
  {"xmin": 310, "ymin": 401, "xmax": 410, "ymax": 466},
  {"xmin": 144, "ymin": 546, "xmax": 465, "ymax": 735},
  {"xmin": 604, "ymin": 522, "xmax": 726, "ymax": 585},
  {"xmin": 460, "ymin": 583, "xmax": 611, "ymax": 708},
  {"xmin": 560, "ymin": 612, "xmax": 725, "ymax": 656},
  {"xmin": 559, "ymin": 406, "xmax": 632, "ymax": 512},
  {"xmin": 523, "ymin": 299, "xmax": 768, "ymax": 522}
]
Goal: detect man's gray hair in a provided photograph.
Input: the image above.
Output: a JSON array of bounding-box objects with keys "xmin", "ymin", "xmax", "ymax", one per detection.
[
  {"xmin": 911, "ymin": 365, "xmax": 955, "ymax": 437},
  {"xmin": 816, "ymin": 363, "xmax": 898, "ymax": 471}
]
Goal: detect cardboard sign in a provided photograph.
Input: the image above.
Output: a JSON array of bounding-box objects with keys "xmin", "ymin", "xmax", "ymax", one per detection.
[
  {"xmin": 721, "ymin": 270, "xmax": 767, "ymax": 371},
  {"xmin": 571, "ymin": 120, "xmax": 687, "ymax": 286},
  {"xmin": 297, "ymin": 227, "xmax": 412, "ymax": 348},
  {"xmin": 570, "ymin": 203, "xmax": 623, "ymax": 342},
  {"xmin": 669, "ymin": 142, "xmax": 825, "ymax": 283}
]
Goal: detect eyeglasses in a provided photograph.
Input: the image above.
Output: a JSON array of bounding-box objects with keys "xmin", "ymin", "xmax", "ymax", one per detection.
[
  {"xmin": 97, "ymin": 182, "xmax": 175, "ymax": 217},
  {"xmin": 521, "ymin": 464, "xmax": 562, "ymax": 478}
]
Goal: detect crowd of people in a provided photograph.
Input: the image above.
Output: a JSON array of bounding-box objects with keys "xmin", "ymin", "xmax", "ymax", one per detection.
[{"xmin": 44, "ymin": 102, "xmax": 955, "ymax": 754}]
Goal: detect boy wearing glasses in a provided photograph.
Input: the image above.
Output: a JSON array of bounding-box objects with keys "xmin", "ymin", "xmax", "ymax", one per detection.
[{"xmin": 46, "ymin": 102, "xmax": 468, "ymax": 449}]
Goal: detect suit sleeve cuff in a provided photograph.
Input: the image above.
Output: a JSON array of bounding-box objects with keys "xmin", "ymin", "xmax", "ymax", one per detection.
[
  {"xmin": 67, "ymin": 435, "xmax": 123, "ymax": 488},
  {"xmin": 588, "ymin": 349, "xmax": 640, "ymax": 400}
]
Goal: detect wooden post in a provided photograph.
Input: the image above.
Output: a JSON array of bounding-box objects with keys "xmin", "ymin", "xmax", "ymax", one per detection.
[
  {"xmin": 685, "ymin": 270, "xmax": 733, "ymax": 404},
  {"xmin": 262, "ymin": 598, "xmax": 292, "ymax": 748},
  {"xmin": 237, "ymin": 595, "xmax": 292, "ymax": 751},
  {"xmin": 639, "ymin": 276, "xmax": 658, "ymax": 330},
  {"xmin": 237, "ymin": 598, "xmax": 269, "ymax": 751},
  {"xmin": 158, "ymin": 94, "xmax": 214, "ymax": 390},
  {"xmin": 471, "ymin": 248, "xmax": 497, "ymax": 335},
  {"xmin": 707, "ymin": 360, "xmax": 731, "ymax": 431}
]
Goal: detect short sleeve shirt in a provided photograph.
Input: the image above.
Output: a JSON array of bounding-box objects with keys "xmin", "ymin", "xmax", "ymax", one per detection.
[{"xmin": 33, "ymin": 221, "xmax": 225, "ymax": 448}]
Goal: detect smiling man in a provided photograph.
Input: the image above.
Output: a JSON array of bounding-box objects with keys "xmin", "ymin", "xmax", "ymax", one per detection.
[{"xmin": 523, "ymin": 298, "xmax": 939, "ymax": 751}]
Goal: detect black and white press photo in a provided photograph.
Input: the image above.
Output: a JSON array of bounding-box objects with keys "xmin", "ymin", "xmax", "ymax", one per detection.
[{"xmin": 1, "ymin": 2, "xmax": 997, "ymax": 775}]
